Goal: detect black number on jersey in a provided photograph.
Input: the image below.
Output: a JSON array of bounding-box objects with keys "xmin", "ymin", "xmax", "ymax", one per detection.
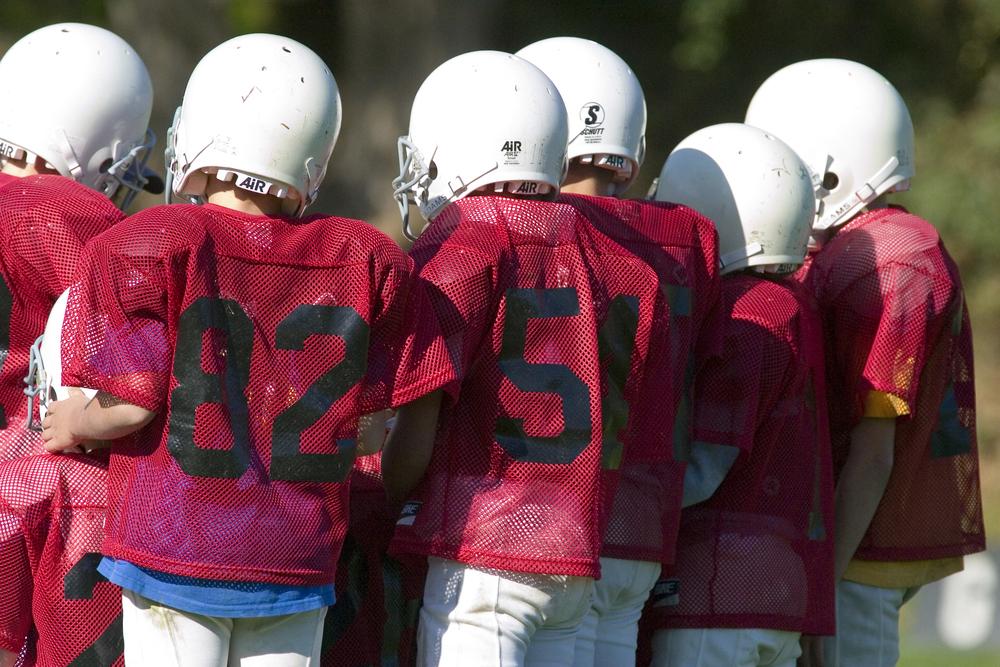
[
  {"xmin": 0, "ymin": 276, "xmax": 12, "ymax": 428},
  {"xmin": 168, "ymin": 297, "xmax": 368, "ymax": 483},
  {"xmin": 64, "ymin": 553, "xmax": 123, "ymax": 666},
  {"xmin": 666, "ymin": 284, "xmax": 694, "ymax": 462},
  {"xmin": 168, "ymin": 298, "xmax": 253, "ymax": 478},
  {"xmin": 495, "ymin": 288, "xmax": 591, "ymax": 464},
  {"xmin": 322, "ymin": 533, "xmax": 413, "ymax": 661},
  {"xmin": 495, "ymin": 288, "xmax": 647, "ymax": 467},
  {"xmin": 598, "ymin": 295, "xmax": 640, "ymax": 470},
  {"xmin": 271, "ymin": 305, "xmax": 368, "ymax": 482}
]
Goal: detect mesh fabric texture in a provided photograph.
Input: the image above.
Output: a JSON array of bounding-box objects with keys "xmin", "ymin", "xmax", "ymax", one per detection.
[
  {"xmin": 0, "ymin": 175, "xmax": 123, "ymax": 462},
  {"xmin": 322, "ymin": 453, "xmax": 422, "ymax": 666},
  {"xmin": 562, "ymin": 194, "xmax": 723, "ymax": 567},
  {"xmin": 390, "ymin": 195, "xmax": 720, "ymax": 577},
  {"xmin": 0, "ymin": 451, "xmax": 123, "ymax": 666},
  {"xmin": 650, "ymin": 275, "xmax": 835, "ymax": 635},
  {"xmin": 799, "ymin": 206, "xmax": 983, "ymax": 560},
  {"xmin": 61, "ymin": 203, "xmax": 453, "ymax": 585}
]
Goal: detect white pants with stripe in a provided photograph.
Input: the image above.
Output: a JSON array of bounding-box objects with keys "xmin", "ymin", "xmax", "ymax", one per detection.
[
  {"xmin": 572, "ymin": 556, "xmax": 661, "ymax": 667},
  {"xmin": 650, "ymin": 627, "xmax": 802, "ymax": 667},
  {"xmin": 121, "ymin": 590, "xmax": 326, "ymax": 667},
  {"xmin": 822, "ymin": 579, "xmax": 920, "ymax": 667},
  {"xmin": 417, "ymin": 556, "xmax": 594, "ymax": 667}
]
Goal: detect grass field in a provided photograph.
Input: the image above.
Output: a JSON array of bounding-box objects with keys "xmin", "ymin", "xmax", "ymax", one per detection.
[{"xmin": 899, "ymin": 648, "xmax": 1000, "ymax": 666}]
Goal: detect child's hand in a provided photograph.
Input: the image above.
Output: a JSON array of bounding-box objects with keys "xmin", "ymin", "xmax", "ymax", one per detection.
[{"xmin": 41, "ymin": 388, "xmax": 89, "ymax": 454}]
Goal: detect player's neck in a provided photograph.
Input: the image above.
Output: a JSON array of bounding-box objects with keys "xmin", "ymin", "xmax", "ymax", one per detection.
[
  {"xmin": 560, "ymin": 165, "xmax": 618, "ymax": 197},
  {"xmin": 204, "ymin": 178, "xmax": 286, "ymax": 216},
  {"xmin": 0, "ymin": 156, "xmax": 59, "ymax": 178}
]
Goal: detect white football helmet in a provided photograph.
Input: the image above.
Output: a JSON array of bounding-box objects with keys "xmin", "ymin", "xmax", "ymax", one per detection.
[
  {"xmin": 25, "ymin": 289, "xmax": 97, "ymax": 430},
  {"xmin": 167, "ymin": 33, "xmax": 341, "ymax": 216},
  {"xmin": 654, "ymin": 123, "xmax": 815, "ymax": 275},
  {"xmin": 516, "ymin": 37, "xmax": 646, "ymax": 193},
  {"xmin": 393, "ymin": 51, "xmax": 568, "ymax": 239},
  {"xmin": 0, "ymin": 23, "xmax": 157, "ymax": 207},
  {"xmin": 745, "ymin": 59, "xmax": 914, "ymax": 232}
]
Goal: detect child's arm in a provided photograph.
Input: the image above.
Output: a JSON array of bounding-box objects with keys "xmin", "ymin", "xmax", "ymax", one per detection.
[
  {"xmin": 41, "ymin": 388, "xmax": 156, "ymax": 453},
  {"xmin": 0, "ymin": 648, "xmax": 17, "ymax": 667},
  {"xmin": 832, "ymin": 415, "xmax": 895, "ymax": 580},
  {"xmin": 357, "ymin": 410, "xmax": 391, "ymax": 456},
  {"xmin": 381, "ymin": 390, "xmax": 443, "ymax": 505}
]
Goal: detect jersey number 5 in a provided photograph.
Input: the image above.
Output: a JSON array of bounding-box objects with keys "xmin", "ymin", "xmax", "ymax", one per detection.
[
  {"xmin": 167, "ymin": 297, "xmax": 368, "ymax": 483},
  {"xmin": 495, "ymin": 287, "xmax": 639, "ymax": 468}
]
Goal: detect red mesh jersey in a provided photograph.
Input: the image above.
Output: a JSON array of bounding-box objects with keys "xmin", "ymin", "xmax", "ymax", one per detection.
[
  {"xmin": 0, "ymin": 173, "xmax": 18, "ymax": 189},
  {"xmin": 648, "ymin": 275, "xmax": 835, "ymax": 635},
  {"xmin": 390, "ymin": 195, "xmax": 720, "ymax": 577},
  {"xmin": 0, "ymin": 452, "xmax": 123, "ymax": 667},
  {"xmin": 561, "ymin": 195, "xmax": 723, "ymax": 566},
  {"xmin": 61, "ymin": 203, "xmax": 453, "ymax": 585},
  {"xmin": 799, "ymin": 207, "xmax": 983, "ymax": 560},
  {"xmin": 0, "ymin": 175, "xmax": 123, "ymax": 461},
  {"xmin": 321, "ymin": 453, "xmax": 423, "ymax": 666}
]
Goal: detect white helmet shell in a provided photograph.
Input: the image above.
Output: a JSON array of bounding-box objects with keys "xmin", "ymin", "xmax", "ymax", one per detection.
[
  {"xmin": 0, "ymin": 23, "xmax": 155, "ymax": 205},
  {"xmin": 516, "ymin": 37, "xmax": 646, "ymax": 193},
  {"xmin": 745, "ymin": 58, "xmax": 914, "ymax": 232},
  {"xmin": 393, "ymin": 51, "xmax": 568, "ymax": 238},
  {"xmin": 26, "ymin": 289, "xmax": 97, "ymax": 426},
  {"xmin": 654, "ymin": 123, "xmax": 815, "ymax": 274},
  {"xmin": 168, "ymin": 33, "xmax": 341, "ymax": 216}
]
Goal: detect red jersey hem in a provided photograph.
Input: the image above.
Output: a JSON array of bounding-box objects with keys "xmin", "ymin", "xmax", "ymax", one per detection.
[
  {"xmin": 390, "ymin": 538, "xmax": 599, "ymax": 578},
  {"xmin": 102, "ymin": 541, "xmax": 336, "ymax": 587},
  {"xmin": 602, "ymin": 545, "xmax": 664, "ymax": 563},
  {"xmin": 854, "ymin": 539, "xmax": 986, "ymax": 562},
  {"xmin": 388, "ymin": 367, "xmax": 456, "ymax": 409},
  {"xmin": 0, "ymin": 633, "xmax": 23, "ymax": 654}
]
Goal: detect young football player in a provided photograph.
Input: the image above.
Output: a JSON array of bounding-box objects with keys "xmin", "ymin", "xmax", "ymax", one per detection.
[
  {"xmin": 0, "ymin": 23, "xmax": 156, "ymax": 667},
  {"xmin": 0, "ymin": 291, "xmax": 122, "ymax": 667},
  {"xmin": 745, "ymin": 59, "xmax": 983, "ymax": 666},
  {"xmin": 384, "ymin": 50, "xmax": 719, "ymax": 667},
  {"xmin": 41, "ymin": 34, "xmax": 452, "ymax": 666},
  {"xmin": 516, "ymin": 37, "xmax": 723, "ymax": 667},
  {"xmin": 0, "ymin": 23, "xmax": 157, "ymax": 463},
  {"xmin": 643, "ymin": 123, "xmax": 834, "ymax": 667},
  {"xmin": 320, "ymin": 451, "xmax": 424, "ymax": 667}
]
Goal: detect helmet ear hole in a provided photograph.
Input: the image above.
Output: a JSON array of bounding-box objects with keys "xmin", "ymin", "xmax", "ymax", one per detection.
[
  {"xmin": 428, "ymin": 161, "xmax": 438, "ymax": 180},
  {"xmin": 99, "ymin": 158, "xmax": 113, "ymax": 174},
  {"xmin": 822, "ymin": 171, "xmax": 839, "ymax": 191}
]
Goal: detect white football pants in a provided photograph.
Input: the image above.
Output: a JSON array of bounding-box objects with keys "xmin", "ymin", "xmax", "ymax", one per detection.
[
  {"xmin": 650, "ymin": 627, "xmax": 802, "ymax": 667},
  {"xmin": 572, "ymin": 556, "xmax": 661, "ymax": 667},
  {"xmin": 822, "ymin": 579, "xmax": 920, "ymax": 667},
  {"xmin": 417, "ymin": 556, "xmax": 594, "ymax": 667},
  {"xmin": 121, "ymin": 590, "xmax": 326, "ymax": 666}
]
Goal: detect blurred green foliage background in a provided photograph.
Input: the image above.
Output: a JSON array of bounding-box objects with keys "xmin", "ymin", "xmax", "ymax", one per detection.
[{"xmin": 1, "ymin": 0, "xmax": 997, "ymax": 663}]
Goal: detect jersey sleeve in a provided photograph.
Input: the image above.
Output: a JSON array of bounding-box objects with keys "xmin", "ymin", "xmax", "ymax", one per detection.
[
  {"xmin": 836, "ymin": 259, "xmax": 955, "ymax": 414},
  {"xmin": 0, "ymin": 175, "xmax": 123, "ymax": 303},
  {"xmin": 692, "ymin": 300, "xmax": 793, "ymax": 454},
  {"xmin": 406, "ymin": 208, "xmax": 502, "ymax": 401},
  {"xmin": 360, "ymin": 239, "xmax": 456, "ymax": 410},
  {"xmin": 61, "ymin": 220, "xmax": 175, "ymax": 412}
]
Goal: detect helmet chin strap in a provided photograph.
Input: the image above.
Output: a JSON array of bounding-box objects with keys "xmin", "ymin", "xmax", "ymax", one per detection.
[
  {"xmin": 24, "ymin": 335, "xmax": 47, "ymax": 432},
  {"xmin": 816, "ymin": 155, "xmax": 900, "ymax": 231},
  {"xmin": 393, "ymin": 135, "xmax": 500, "ymax": 241}
]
